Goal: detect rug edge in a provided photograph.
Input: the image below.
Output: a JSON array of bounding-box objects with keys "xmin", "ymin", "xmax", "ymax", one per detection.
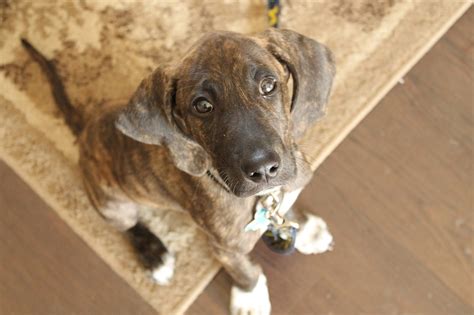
[{"xmin": 309, "ymin": 1, "xmax": 471, "ymax": 172}]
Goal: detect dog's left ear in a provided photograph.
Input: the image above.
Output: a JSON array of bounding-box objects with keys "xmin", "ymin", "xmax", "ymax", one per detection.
[
  {"xmin": 115, "ymin": 66, "xmax": 210, "ymax": 176},
  {"xmin": 258, "ymin": 28, "xmax": 336, "ymax": 139}
]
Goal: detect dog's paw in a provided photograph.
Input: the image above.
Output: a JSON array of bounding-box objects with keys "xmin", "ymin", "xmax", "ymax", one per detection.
[
  {"xmin": 230, "ymin": 274, "xmax": 271, "ymax": 315},
  {"xmin": 295, "ymin": 214, "xmax": 334, "ymax": 255},
  {"xmin": 127, "ymin": 223, "xmax": 175, "ymax": 285},
  {"xmin": 150, "ymin": 252, "xmax": 175, "ymax": 285}
]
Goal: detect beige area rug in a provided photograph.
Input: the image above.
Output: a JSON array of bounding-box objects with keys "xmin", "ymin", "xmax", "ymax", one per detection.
[{"xmin": 0, "ymin": 1, "xmax": 470, "ymax": 314}]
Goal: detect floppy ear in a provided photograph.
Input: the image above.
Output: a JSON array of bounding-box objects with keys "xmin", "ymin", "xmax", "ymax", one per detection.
[
  {"xmin": 115, "ymin": 67, "xmax": 210, "ymax": 176},
  {"xmin": 258, "ymin": 28, "xmax": 336, "ymax": 139}
]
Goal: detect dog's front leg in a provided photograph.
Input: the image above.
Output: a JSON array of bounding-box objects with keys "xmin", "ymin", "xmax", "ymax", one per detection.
[
  {"xmin": 277, "ymin": 183, "xmax": 334, "ymax": 255},
  {"xmin": 287, "ymin": 206, "xmax": 334, "ymax": 255},
  {"xmin": 213, "ymin": 245, "xmax": 271, "ymax": 315}
]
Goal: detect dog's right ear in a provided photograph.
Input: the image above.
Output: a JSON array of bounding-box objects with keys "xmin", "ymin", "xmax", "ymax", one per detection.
[{"xmin": 115, "ymin": 67, "xmax": 210, "ymax": 176}]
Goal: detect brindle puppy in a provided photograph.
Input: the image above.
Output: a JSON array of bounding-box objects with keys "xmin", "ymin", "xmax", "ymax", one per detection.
[{"xmin": 22, "ymin": 28, "xmax": 335, "ymax": 315}]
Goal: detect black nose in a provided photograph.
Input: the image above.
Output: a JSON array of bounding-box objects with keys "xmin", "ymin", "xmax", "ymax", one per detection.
[{"xmin": 241, "ymin": 149, "xmax": 281, "ymax": 183}]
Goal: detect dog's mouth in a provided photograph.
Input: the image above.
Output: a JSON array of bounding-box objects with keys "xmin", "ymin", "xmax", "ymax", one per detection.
[
  {"xmin": 215, "ymin": 161, "xmax": 296, "ymax": 198},
  {"xmin": 233, "ymin": 184, "xmax": 280, "ymax": 198},
  {"xmin": 210, "ymin": 169, "xmax": 261, "ymax": 197}
]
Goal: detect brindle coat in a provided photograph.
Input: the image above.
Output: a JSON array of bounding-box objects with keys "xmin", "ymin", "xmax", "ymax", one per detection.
[{"xmin": 22, "ymin": 28, "xmax": 335, "ymax": 292}]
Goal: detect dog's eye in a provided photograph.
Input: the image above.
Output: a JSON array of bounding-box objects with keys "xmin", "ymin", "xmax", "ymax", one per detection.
[
  {"xmin": 259, "ymin": 76, "xmax": 277, "ymax": 96},
  {"xmin": 193, "ymin": 99, "xmax": 214, "ymax": 114}
]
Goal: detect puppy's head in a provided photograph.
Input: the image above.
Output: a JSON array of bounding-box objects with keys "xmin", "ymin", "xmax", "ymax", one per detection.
[{"xmin": 116, "ymin": 29, "xmax": 335, "ymax": 197}]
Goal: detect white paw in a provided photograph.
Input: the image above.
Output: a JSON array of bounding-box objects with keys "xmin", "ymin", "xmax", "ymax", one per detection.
[
  {"xmin": 230, "ymin": 274, "xmax": 271, "ymax": 315},
  {"xmin": 151, "ymin": 253, "xmax": 175, "ymax": 285},
  {"xmin": 295, "ymin": 214, "xmax": 334, "ymax": 255}
]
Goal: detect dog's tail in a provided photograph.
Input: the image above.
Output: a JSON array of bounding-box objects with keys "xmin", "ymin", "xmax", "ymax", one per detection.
[{"xmin": 21, "ymin": 38, "xmax": 84, "ymax": 136}]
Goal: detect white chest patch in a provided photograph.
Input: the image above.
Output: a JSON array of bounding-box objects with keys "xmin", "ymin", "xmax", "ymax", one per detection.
[
  {"xmin": 151, "ymin": 253, "xmax": 175, "ymax": 285},
  {"xmin": 278, "ymin": 188, "xmax": 303, "ymax": 216},
  {"xmin": 295, "ymin": 214, "xmax": 334, "ymax": 255},
  {"xmin": 230, "ymin": 274, "xmax": 271, "ymax": 315}
]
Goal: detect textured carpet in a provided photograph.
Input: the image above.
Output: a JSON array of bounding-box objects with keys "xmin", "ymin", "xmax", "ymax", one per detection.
[{"xmin": 0, "ymin": 1, "xmax": 470, "ymax": 314}]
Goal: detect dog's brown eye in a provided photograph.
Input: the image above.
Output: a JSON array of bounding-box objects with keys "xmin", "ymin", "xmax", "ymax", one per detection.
[
  {"xmin": 194, "ymin": 99, "xmax": 214, "ymax": 114},
  {"xmin": 259, "ymin": 77, "xmax": 277, "ymax": 96}
]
